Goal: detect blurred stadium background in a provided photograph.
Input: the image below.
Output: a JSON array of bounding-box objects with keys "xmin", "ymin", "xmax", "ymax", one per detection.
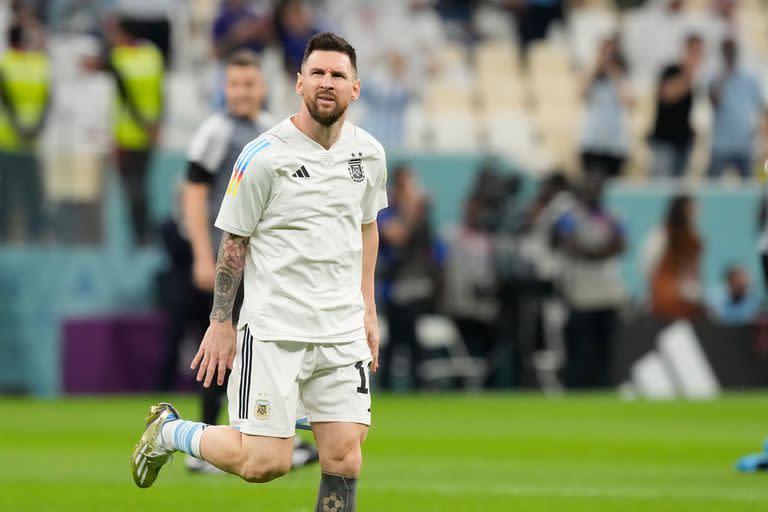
[{"xmin": 2, "ymin": 0, "xmax": 768, "ymax": 510}]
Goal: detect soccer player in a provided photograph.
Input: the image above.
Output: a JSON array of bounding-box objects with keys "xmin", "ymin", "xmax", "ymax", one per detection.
[{"xmin": 131, "ymin": 33, "xmax": 387, "ymax": 511}]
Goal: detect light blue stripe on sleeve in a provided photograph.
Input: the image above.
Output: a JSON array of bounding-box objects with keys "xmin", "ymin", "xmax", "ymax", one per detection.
[
  {"xmin": 234, "ymin": 139, "xmax": 268, "ymax": 173},
  {"xmin": 238, "ymin": 141, "xmax": 271, "ymax": 172}
]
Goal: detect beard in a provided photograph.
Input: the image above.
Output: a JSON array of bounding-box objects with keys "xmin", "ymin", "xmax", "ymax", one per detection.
[{"xmin": 305, "ymin": 93, "xmax": 348, "ymax": 127}]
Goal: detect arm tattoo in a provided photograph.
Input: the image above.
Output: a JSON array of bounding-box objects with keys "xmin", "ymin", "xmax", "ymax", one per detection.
[{"xmin": 210, "ymin": 232, "xmax": 248, "ymax": 322}]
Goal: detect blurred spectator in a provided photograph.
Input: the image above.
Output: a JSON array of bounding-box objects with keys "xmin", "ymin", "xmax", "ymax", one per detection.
[
  {"xmin": 648, "ymin": 34, "xmax": 704, "ymax": 178},
  {"xmin": 83, "ymin": 17, "xmax": 164, "ymax": 245},
  {"xmin": 707, "ymin": 264, "xmax": 760, "ymax": 325},
  {"xmin": 517, "ymin": 173, "xmax": 576, "ymax": 386},
  {"xmin": 377, "ymin": 164, "xmax": 441, "ymax": 390},
  {"xmin": 275, "ymin": 0, "xmax": 320, "ymax": 75},
  {"xmin": 579, "ymin": 35, "xmax": 633, "ymax": 178},
  {"xmin": 519, "ymin": 173, "xmax": 575, "ymax": 286},
  {"xmin": 708, "ymin": 39, "xmax": 766, "ymax": 179},
  {"xmin": 443, "ymin": 168, "xmax": 506, "ymax": 379},
  {"xmin": 555, "ymin": 172, "xmax": 625, "ymax": 388},
  {"xmin": 360, "ymin": 50, "xmax": 412, "ymax": 150},
  {"xmin": 0, "ymin": 22, "xmax": 50, "ymax": 243},
  {"xmin": 213, "ymin": 0, "xmax": 273, "ymax": 60},
  {"xmin": 10, "ymin": 0, "xmax": 46, "ymax": 51},
  {"xmin": 647, "ymin": 194, "xmax": 704, "ymax": 321}
]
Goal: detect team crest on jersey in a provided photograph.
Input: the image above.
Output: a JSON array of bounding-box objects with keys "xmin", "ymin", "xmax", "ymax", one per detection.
[
  {"xmin": 254, "ymin": 394, "xmax": 271, "ymax": 420},
  {"xmin": 348, "ymin": 152, "xmax": 365, "ymax": 182}
]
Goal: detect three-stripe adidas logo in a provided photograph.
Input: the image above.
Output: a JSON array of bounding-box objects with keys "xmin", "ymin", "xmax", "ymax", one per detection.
[{"xmin": 292, "ymin": 165, "xmax": 310, "ymax": 178}]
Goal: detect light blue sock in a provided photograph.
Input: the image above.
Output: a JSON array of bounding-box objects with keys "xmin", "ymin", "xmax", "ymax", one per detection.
[{"xmin": 160, "ymin": 416, "xmax": 207, "ymax": 459}]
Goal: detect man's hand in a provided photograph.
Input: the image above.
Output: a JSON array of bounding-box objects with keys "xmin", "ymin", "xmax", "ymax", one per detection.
[
  {"xmin": 190, "ymin": 320, "xmax": 237, "ymax": 387},
  {"xmin": 364, "ymin": 309, "xmax": 380, "ymax": 373},
  {"xmin": 192, "ymin": 256, "xmax": 216, "ymax": 292}
]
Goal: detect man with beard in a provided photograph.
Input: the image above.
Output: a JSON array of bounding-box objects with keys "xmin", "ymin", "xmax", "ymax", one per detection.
[{"xmin": 130, "ymin": 33, "xmax": 387, "ymax": 512}]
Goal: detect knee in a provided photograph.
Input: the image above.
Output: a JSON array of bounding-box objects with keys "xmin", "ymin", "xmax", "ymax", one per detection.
[
  {"xmin": 322, "ymin": 446, "xmax": 363, "ymax": 476},
  {"xmin": 239, "ymin": 457, "xmax": 291, "ymax": 484}
]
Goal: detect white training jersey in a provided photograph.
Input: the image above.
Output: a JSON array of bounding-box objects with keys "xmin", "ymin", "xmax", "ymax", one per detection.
[{"xmin": 215, "ymin": 117, "xmax": 388, "ymax": 343}]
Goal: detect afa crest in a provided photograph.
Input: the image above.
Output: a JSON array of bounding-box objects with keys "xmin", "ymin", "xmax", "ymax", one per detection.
[
  {"xmin": 254, "ymin": 394, "xmax": 271, "ymax": 420},
  {"xmin": 348, "ymin": 152, "xmax": 365, "ymax": 182}
]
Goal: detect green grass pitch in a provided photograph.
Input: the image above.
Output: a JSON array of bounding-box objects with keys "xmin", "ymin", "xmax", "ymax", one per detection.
[{"xmin": 2, "ymin": 393, "xmax": 768, "ymax": 511}]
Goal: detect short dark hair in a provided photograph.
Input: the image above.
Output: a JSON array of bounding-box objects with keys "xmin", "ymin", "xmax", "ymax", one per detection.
[
  {"xmin": 301, "ymin": 32, "xmax": 357, "ymax": 72},
  {"xmin": 116, "ymin": 17, "xmax": 139, "ymax": 38},
  {"xmin": 8, "ymin": 24, "xmax": 23, "ymax": 47},
  {"xmin": 227, "ymin": 49, "xmax": 261, "ymax": 69}
]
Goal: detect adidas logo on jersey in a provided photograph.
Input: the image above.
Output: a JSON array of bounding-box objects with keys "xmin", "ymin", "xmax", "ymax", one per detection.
[{"xmin": 292, "ymin": 166, "xmax": 310, "ymax": 178}]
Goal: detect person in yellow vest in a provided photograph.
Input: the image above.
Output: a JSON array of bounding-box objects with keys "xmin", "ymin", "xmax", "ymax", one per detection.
[
  {"xmin": 85, "ymin": 17, "xmax": 164, "ymax": 245},
  {"xmin": 0, "ymin": 24, "xmax": 50, "ymax": 243}
]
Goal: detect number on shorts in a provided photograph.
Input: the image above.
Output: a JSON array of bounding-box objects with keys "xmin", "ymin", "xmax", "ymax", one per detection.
[{"xmin": 354, "ymin": 361, "xmax": 368, "ymax": 394}]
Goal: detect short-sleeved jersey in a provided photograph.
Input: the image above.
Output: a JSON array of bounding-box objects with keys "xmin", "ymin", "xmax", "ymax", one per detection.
[
  {"xmin": 186, "ymin": 111, "xmax": 272, "ymax": 254},
  {"xmin": 215, "ymin": 117, "xmax": 388, "ymax": 343}
]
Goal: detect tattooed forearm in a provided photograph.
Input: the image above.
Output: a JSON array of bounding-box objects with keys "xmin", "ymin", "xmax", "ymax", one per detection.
[{"xmin": 210, "ymin": 232, "xmax": 248, "ymax": 322}]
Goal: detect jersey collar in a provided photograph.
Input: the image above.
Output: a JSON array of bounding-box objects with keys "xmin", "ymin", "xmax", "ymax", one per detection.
[{"xmin": 286, "ymin": 116, "xmax": 353, "ymax": 152}]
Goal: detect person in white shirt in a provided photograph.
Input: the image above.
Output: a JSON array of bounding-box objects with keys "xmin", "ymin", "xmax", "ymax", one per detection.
[{"xmin": 131, "ymin": 33, "xmax": 387, "ymax": 511}]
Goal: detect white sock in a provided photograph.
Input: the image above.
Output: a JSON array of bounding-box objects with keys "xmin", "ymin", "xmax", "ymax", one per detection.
[{"xmin": 160, "ymin": 419, "xmax": 207, "ymax": 459}]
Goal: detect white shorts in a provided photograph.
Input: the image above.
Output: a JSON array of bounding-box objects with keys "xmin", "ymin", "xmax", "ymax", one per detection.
[{"xmin": 227, "ymin": 324, "xmax": 373, "ymax": 437}]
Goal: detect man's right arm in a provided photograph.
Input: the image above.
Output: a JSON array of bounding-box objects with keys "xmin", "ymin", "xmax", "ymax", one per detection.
[
  {"xmin": 210, "ymin": 232, "xmax": 248, "ymax": 322},
  {"xmin": 190, "ymin": 231, "xmax": 249, "ymax": 387}
]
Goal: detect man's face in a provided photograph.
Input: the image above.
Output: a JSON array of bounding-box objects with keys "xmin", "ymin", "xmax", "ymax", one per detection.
[
  {"xmin": 225, "ymin": 65, "xmax": 266, "ymax": 118},
  {"xmin": 296, "ymin": 50, "xmax": 360, "ymax": 127},
  {"xmin": 686, "ymin": 40, "xmax": 704, "ymax": 69}
]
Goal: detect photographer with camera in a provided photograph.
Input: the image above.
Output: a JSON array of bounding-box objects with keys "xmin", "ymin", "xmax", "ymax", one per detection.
[{"xmin": 554, "ymin": 171, "xmax": 625, "ymax": 389}]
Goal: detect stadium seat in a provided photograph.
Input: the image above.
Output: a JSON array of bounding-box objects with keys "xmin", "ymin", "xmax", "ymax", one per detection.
[
  {"xmin": 528, "ymin": 70, "xmax": 579, "ymax": 111},
  {"xmin": 474, "ymin": 40, "xmax": 520, "ymax": 76},
  {"xmin": 435, "ymin": 42, "xmax": 468, "ymax": 75},
  {"xmin": 480, "ymin": 113, "xmax": 543, "ymax": 170},
  {"xmin": 476, "ymin": 76, "xmax": 527, "ymax": 113},
  {"xmin": 403, "ymin": 103, "xmax": 429, "ymax": 150},
  {"xmin": 415, "ymin": 315, "xmax": 487, "ymax": 390},
  {"xmin": 532, "ymin": 111, "xmax": 582, "ymax": 175},
  {"xmin": 424, "ymin": 81, "xmax": 475, "ymax": 114},
  {"xmin": 527, "ymin": 41, "xmax": 573, "ymax": 79},
  {"xmin": 425, "ymin": 112, "xmax": 480, "ymax": 151}
]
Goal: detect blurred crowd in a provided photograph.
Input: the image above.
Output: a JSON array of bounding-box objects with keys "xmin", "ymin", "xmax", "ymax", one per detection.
[
  {"xmin": 377, "ymin": 162, "xmax": 766, "ymax": 391},
  {"xmin": 1, "ymin": 0, "xmax": 766, "ymax": 244},
  {"xmin": 1, "ymin": 0, "xmax": 767, "ymax": 390}
]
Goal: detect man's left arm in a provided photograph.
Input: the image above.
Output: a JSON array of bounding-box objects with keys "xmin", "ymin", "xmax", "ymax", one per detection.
[{"xmin": 361, "ymin": 220, "xmax": 380, "ymax": 373}]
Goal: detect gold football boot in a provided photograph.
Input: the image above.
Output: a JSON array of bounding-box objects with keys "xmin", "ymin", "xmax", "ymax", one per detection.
[{"xmin": 130, "ymin": 402, "xmax": 180, "ymax": 488}]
